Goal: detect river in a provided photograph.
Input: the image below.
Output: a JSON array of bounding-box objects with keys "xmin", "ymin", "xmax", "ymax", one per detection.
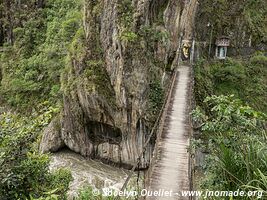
[{"xmin": 49, "ymin": 149, "xmax": 143, "ymax": 199}]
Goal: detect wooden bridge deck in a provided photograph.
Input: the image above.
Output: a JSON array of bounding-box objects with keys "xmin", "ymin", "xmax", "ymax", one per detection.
[{"xmin": 147, "ymin": 65, "xmax": 191, "ymax": 200}]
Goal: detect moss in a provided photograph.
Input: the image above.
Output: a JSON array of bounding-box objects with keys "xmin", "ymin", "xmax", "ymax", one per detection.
[
  {"xmin": 62, "ymin": 0, "xmax": 117, "ymax": 112},
  {"xmin": 118, "ymin": 0, "xmax": 134, "ymax": 28},
  {"xmin": 63, "ymin": 58, "xmax": 116, "ymax": 110},
  {"xmin": 117, "ymin": 0, "xmax": 140, "ymax": 44},
  {"xmin": 69, "ymin": 27, "xmax": 87, "ymax": 61},
  {"xmin": 120, "ymin": 31, "xmax": 138, "ymax": 42},
  {"xmin": 155, "ymin": 0, "xmax": 169, "ymax": 25},
  {"xmin": 84, "ymin": 60, "xmax": 117, "ymax": 108},
  {"xmin": 146, "ymin": 79, "xmax": 164, "ymax": 126},
  {"xmin": 92, "ymin": 0, "xmax": 103, "ymax": 17}
]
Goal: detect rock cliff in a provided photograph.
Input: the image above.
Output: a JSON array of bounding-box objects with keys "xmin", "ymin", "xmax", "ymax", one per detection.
[{"xmin": 40, "ymin": 0, "xmax": 198, "ymax": 168}]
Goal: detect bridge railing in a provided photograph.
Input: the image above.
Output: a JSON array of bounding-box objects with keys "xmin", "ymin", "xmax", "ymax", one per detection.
[
  {"xmin": 188, "ymin": 65, "xmax": 195, "ymax": 200},
  {"xmin": 145, "ymin": 68, "xmax": 179, "ymax": 188}
]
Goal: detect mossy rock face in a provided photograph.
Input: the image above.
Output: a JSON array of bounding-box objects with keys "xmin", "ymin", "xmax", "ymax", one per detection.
[
  {"xmin": 57, "ymin": 0, "xmax": 165, "ymax": 167},
  {"xmin": 1, "ymin": 0, "xmax": 197, "ymax": 168},
  {"xmin": 69, "ymin": 28, "xmax": 87, "ymax": 62},
  {"xmin": 41, "ymin": 0, "xmax": 194, "ymax": 168}
]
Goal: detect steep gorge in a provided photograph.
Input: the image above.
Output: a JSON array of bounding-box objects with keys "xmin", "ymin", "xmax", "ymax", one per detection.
[
  {"xmin": 0, "ymin": 0, "xmax": 266, "ymax": 199},
  {"xmin": 40, "ymin": 0, "xmax": 198, "ymax": 168}
]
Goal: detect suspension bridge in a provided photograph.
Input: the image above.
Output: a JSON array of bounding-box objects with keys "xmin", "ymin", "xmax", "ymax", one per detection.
[
  {"xmin": 146, "ymin": 64, "xmax": 192, "ymax": 200},
  {"xmin": 116, "ymin": 63, "xmax": 193, "ymax": 200}
]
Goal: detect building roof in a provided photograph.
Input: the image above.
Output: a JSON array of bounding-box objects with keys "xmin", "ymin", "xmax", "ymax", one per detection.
[{"xmin": 216, "ymin": 36, "xmax": 230, "ymax": 46}]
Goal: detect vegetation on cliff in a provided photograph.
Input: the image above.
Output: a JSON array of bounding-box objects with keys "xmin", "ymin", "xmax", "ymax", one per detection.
[
  {"xmin": 196, "ymin": 0, "xmax": 267, "ymax": 46},
  {"xmin": 194, "ymin": 54, "xmax": 267, "ymax": 113},
  {"xmin": 0, "ymin": 0, "xmax": 169, "ymax": 198},
  {"xmin": 0, "ymin": 0, "xmax": 266, "ymax": 198},
  {"xmin": 193, "ymin": 36, "xmax": 267, "ymax": 200},
  {"xmin": 0, "ymin": 0, "xmax": 80, "ymax": 198},
  {"xmin": 0, "ymin": 104, "xmax": 72, "ymax": 200},
  {"xmin": 0, "ymin": 0, "xmax": 82, "ymax": 109},
  {"xmin": 193, "ymin": 0, "xmax": 267, "ymax": 198}
]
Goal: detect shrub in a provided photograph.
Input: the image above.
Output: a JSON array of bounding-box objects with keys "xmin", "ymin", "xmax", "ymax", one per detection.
[
  {"xmin": 0, "ymin": 106, "xmax": 72, "ymax": 200},
  {"xmin": 192, "ymin": 95, "xmax": 267, "ymax": 197},
  {"xmin": 194, "ymin": 56, "xmax": 267, "ymax": 113}
]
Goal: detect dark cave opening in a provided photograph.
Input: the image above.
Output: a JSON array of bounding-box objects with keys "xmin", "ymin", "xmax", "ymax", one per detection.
[{"xmin": 86, "ymin": 121, "xmax": 122, "ymax": 145}]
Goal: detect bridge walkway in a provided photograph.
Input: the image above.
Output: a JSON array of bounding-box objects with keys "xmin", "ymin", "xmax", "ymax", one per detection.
[{"xmin": 147, "ymin": 65, "xmax": 191, "ymax": 200}]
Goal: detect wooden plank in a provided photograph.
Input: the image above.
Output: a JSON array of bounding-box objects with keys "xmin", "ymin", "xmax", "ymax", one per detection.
[{"xmin": 147, "ymin": 65, "xmax": 191, "ymax": 200}]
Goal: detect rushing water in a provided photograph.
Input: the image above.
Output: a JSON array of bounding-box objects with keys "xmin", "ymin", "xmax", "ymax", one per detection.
[{"xmin": 50, "ymin": 149, "xmax": 141, "ymax": 199}]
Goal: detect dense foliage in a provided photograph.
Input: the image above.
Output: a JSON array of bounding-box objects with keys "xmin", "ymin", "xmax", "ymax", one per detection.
[
  {"xmin": 0, "ymin": 1, "xmax": 79, "ymax": 199},
  {"xmin": 0, "ymin": 104, "xmax": 72, "ymax": 199},
  {"xmin": 0, "ymin": 0, "xmax": 82, "ymax": 109},
  {"xmin": 192, "ymin": 95, "xmax": 267, "ymax": 198},
  {"xmin": 193, "ymin": 55, "xmax": 267, "ymax": 199},
  {"xmin": 194, "ymin": 54, "xmax": 267, "ymax": 113}
]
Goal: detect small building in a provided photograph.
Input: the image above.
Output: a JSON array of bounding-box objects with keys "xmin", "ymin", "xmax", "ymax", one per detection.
[{"xmin": 215, "ymin": 36, "xmax": 230, "ymax": 59}]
